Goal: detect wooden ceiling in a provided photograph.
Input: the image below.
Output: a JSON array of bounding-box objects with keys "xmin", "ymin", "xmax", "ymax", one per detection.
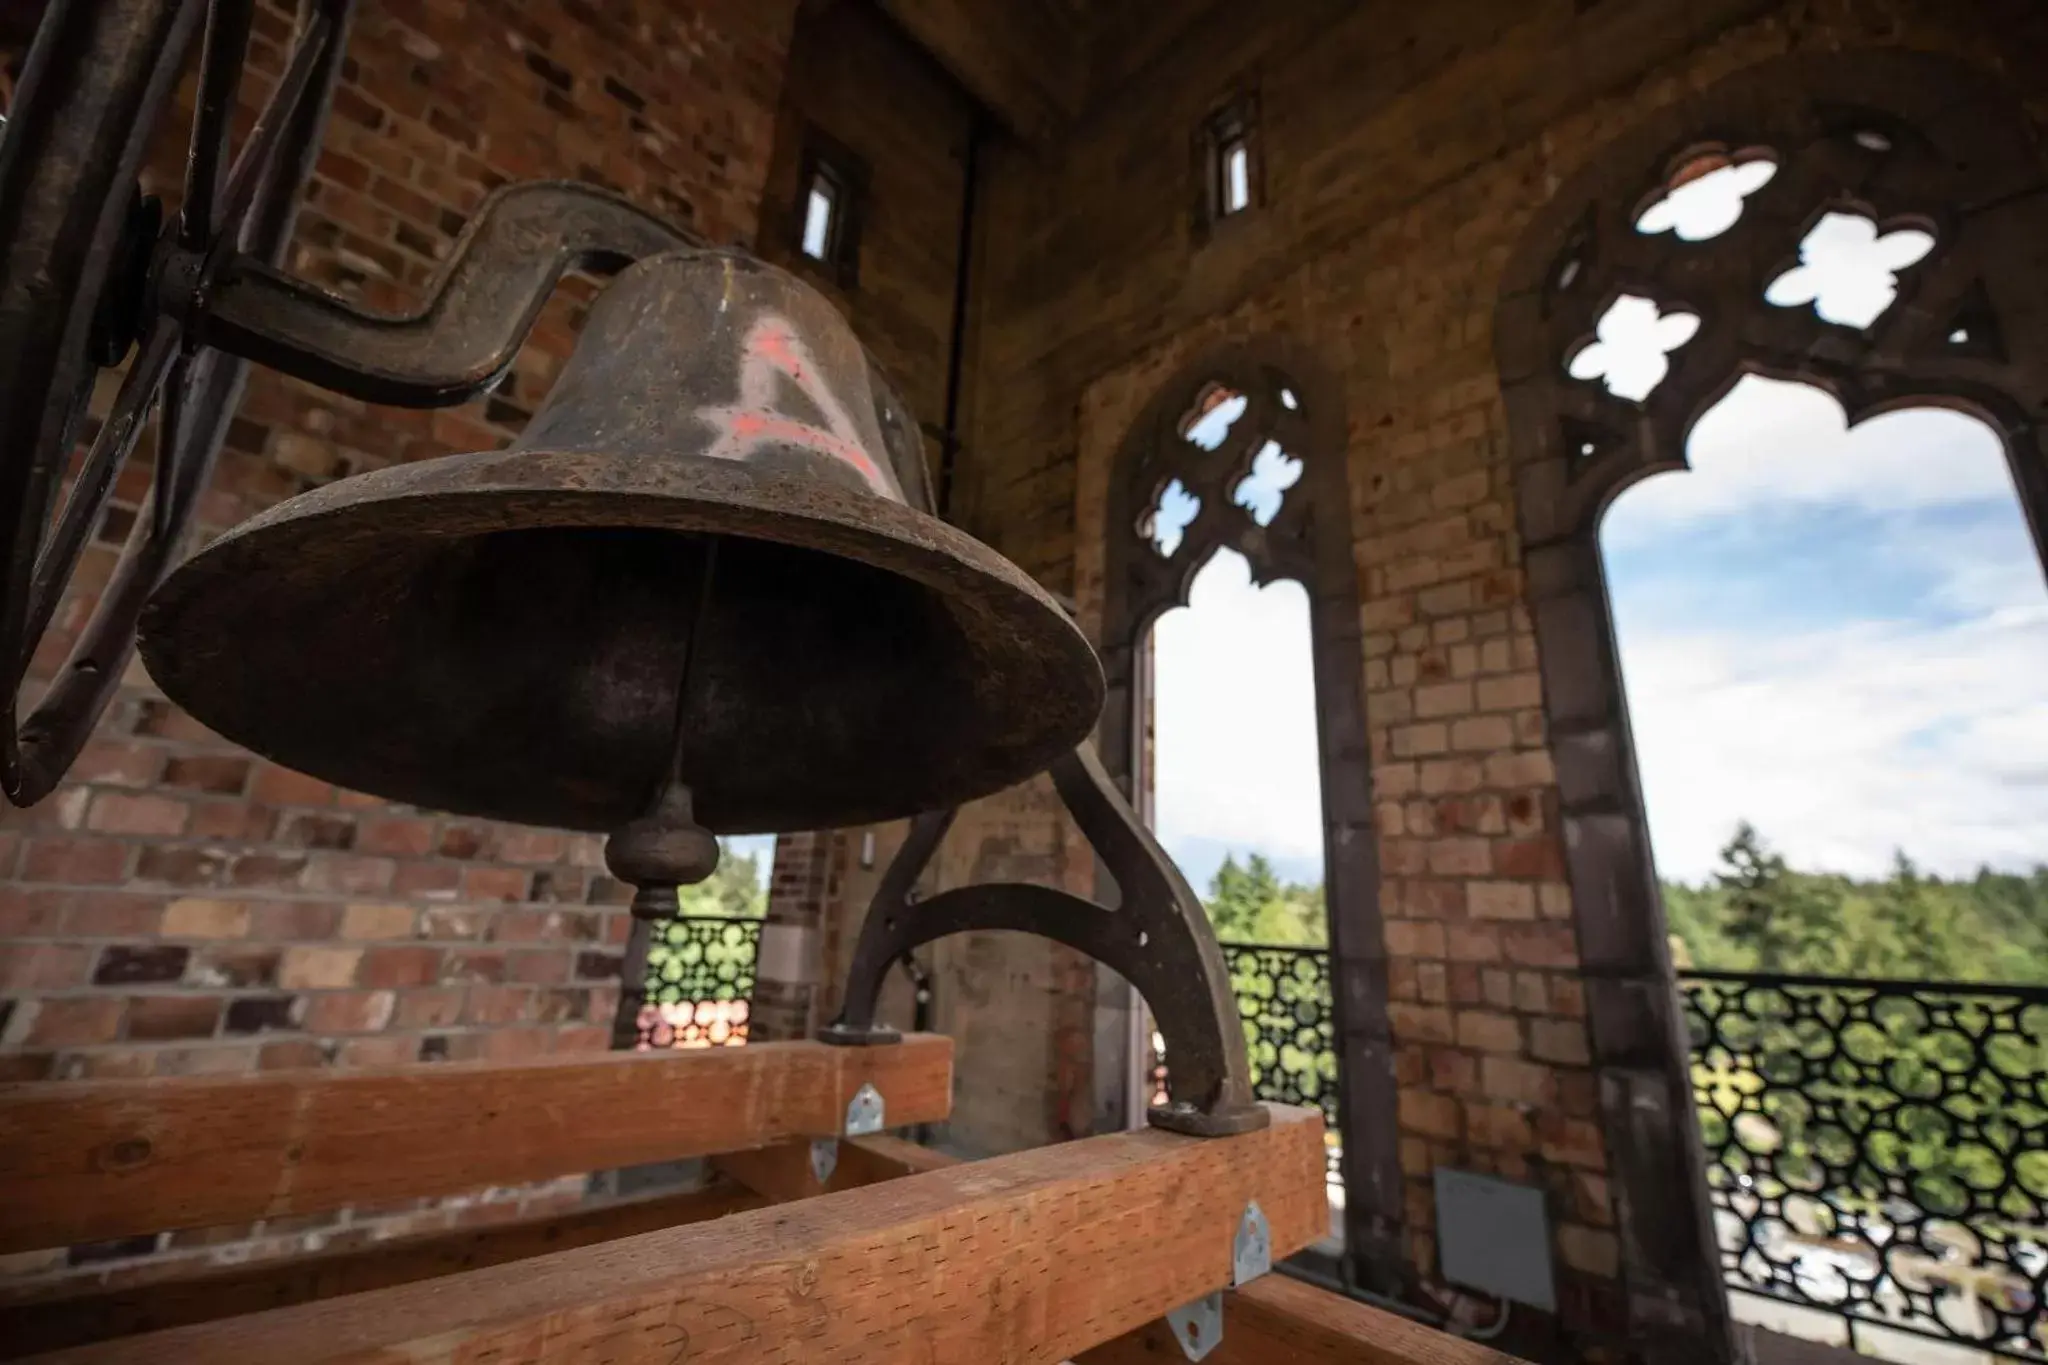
[{"xmin": 870, "ymin": 0, "xmax": 1231, "ymax": 143}]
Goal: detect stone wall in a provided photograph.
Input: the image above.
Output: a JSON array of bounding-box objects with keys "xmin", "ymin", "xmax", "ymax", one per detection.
[
  {"xmin": 0, "ymin": 0, "xmax": 797, "ymax": 1283},
  {"xmin": 954, "ymin": 0, "xmax": 2046, "ymax": 1358}
]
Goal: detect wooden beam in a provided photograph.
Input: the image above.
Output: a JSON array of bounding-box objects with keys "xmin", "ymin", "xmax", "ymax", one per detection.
[
  {"xmin": 0, "ymin": 1183, "xmax": 766, "ymax": 1359},
  {"xmin": 0, "ymin": 1035, "xmax": 952, "ymax": 1254},
  {"xmin": 38, "ymin": 1104, "xmax": 1326, "ymax": 1365},
  {"xmin": 711, "ymin": 1132, "xmax": 959, "ymax": 1203},
  {"xmin": 1077, "ymin": 1273, "xmax": 1531, "ymax": 1365}
]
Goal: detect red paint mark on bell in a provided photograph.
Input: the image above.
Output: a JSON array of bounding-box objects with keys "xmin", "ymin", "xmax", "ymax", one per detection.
[{"xmin": 699, "ymin": 315, "xmax": 899, "ymax": 500}]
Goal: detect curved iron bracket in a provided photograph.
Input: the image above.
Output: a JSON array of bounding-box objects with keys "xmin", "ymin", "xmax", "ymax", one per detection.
[
  {"xmin": 188, "ymin": 179, "xmax": 695, "ymax": 406},
  {"xmin": 821, "ymin": 743, "xmax": 1267, "ymax": 1137}
]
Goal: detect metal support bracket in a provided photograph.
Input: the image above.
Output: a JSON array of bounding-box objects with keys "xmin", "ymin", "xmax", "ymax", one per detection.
[
  {"xmin": 820, "ymin": 743, "xmax": 1266, "ymax": 1137},
  {"xmin": 845, "ymin": 1082, "xmax": 885, "ymax": 1137},
  {"xmin": 1162, "ymin": 1201, "xmax": 1270, "ymax": 1362},
  {"xmin": 809, "ymin": 1082, "xmax": 886, "ymax": 1186},
  {"xmin": 1166, "ymin": 1293, "xmax": 1222, "ymax": 1361},
  {"xmin": 1234, "ymin": 1201, "xmax": 1272, "ymax": 1286},
  {"xmin": 809, "ymin": 1137, "xmax": 838, "ymax": 1186}
]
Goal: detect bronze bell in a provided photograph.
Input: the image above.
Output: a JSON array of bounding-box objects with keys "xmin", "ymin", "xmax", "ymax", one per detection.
[{"xmin": 138, "ymin": 251, "xmax": 1103, "ymax": 855}]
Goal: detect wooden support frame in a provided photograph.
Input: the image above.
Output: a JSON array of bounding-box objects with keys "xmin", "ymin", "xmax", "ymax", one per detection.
[
  {"xmin": 0, "ymin": 1035, "xmax": 952, "ymax": 1254},
  {"xmin": 0, "ymin": 1183, "xmax": 766, "ymax": 1358},
  {"xmin": 1081, "ymin": 1273, "xmax": 1527, "ymax": 1364},
  {"xmin": 39, "ymin": 1104, "xmax": 1328, "ymax": 1364}
]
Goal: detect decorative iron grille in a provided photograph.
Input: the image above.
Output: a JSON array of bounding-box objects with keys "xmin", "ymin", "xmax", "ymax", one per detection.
[
  {"xmin": 1680, "ymin": 970, "xmax": 2048, "ymax": 1359},
  {"xmin": 1152, "ymin": 943, "xmax": 1341, "ymax": 1188},
  {"xmin": 634, "ymin": 915, "xmax": 761, "ymax": 1049}
]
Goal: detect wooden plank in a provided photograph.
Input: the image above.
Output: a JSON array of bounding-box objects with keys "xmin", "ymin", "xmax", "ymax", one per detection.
[
  {"xmin": 1077, "ymin": 1273, "xmax": 1530, "ymax": 1365},
  {"xmin": 0, "ymin": 1183, "xmax": 766, "ymax": 1359},
  {"xmin": 711, "ymin": 1131, "xmax": 960, "ymax": 1202},
  {"xmin": 0, "ymin": 1034, "xmax": 952, "ymax": 1253},
  {"xmin": 34, "ymin": 1104, "xmax": 1326, "ymax": 1365}
]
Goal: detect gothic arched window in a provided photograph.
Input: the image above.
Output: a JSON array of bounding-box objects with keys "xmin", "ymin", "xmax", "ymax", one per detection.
[
  {"xmin": 1495, "ymin": 49, "xmax": 2048, "ymax": 1360},
  {"xmin": 1099, "ymin": 341, "xmax": 1405, "ymax": 1288}
]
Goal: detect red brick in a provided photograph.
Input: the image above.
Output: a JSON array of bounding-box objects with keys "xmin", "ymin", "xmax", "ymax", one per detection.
[
  {"xmin": 162, "ymin": 898, "xmax": 251, "ymax": 938},
  {"xmin": 127, "ymin": 995, "xmax": 224, "ymax": 1041},
  {"xmin": 1481, "ymin": 1055, "xmax": 1556, "ymax": 1107},
  {"xmin": 303, "ymin": 989, "xmax": 398, "ymax": 1034},
  {"xmin": 552, "ymin": 1023, "xmax": 608, "ymax": 1053},
  {"xmin": 357, "ymin": 818, "xmax": 436, "ymax": 857},
  {"xmin": 72, "ymin": 741, "xmax": 164, "ymax": 787},
  {"xmin": 421, "ymin": 905, "xmax": 485, "ymax": 940},
  {"xmin": 86, "ymin": 792, "xmax": 190, "ymax": 836},
  {"xmin": 160, "ymin": 756, "xmax": 253, "ymax": 795},
  {"xmin": 340, "ymin": 1036, "xmax": 417, "ymax": 1068},
  {"xmin": 393, "ymin": 986, "xmax": 466, "ymax": 1029},
  {"xmin": 280, "ymin": 945, "xmax": 365, "ymax": 989},
  {"xmin": 357, "ymin": 945, "xmax": 442, "ymax": 989},
  {"xmin": 392, "ymin": 862, "xmax": 462, "ymax": 898},
  {"xmin": 251, "ymin": 901, "xmax": 341, "ymax": 941},
  {"xmin": 258, "ymin": 1040, "xmax": 334, "ymax": 1071},
  {"xmin": 1493, "ymin": 838, "xmax": 1565, "ymax": 880},
  {"xmin": 188, "ymin": 801, "xmax": 279, "ymax": 841},
  {"xmin": 1398, "ymin": 1088, "xmax": 1462, "ymax": 1139},
  {"xmin": 0, "ymin": 943, "xmax": 93, "ymax": 990},
  {"xmin": 1387, "ymin": 1002, "xmax": 1454, "ymax": 1044},
  {"xmin": 62, "ymin": 893, "xmax": 165, "ymax": 938},
  {"xmin": 464, "ymin": 984, "xmax": 533, "ymax": 1025},
  {"xmin": 442, "ymin": 950, "xmax": 508, "ymax": 984},
  {"xmin": 463, "ymin": 867, "xmax": 532, "ymax": 902},
  {"xmin": 479, "ymin": 1027, "xmax": 553, "ymax": 1061},
  {"xmin": 341, "ymin": 903, "xmax": 417, "ymax": 940},
  {"xmin": 1445, "ymin": 924, "xmax": 1502, "ymax": 963},
  {"xmin": 497, "ymin": 830, "xmax": 568, "ymax": 864},
  {"xmin": 24, "ymin": 996, "xmax": 126, "ymax": 1046},
  {"xmin": 1456, "ymin": 1009, "xmax": 1522, "ymax": 1053},
  {"xmin": 252, "ymin": 765, "xmax": 334, "ymax": 807},
  {"xmin": 301, "ymin": 854, "xmax": 395, "ymax": 895},
  {"xmin": 21, "ymin": 837, "xmax": 129, "ymax": 884},
  {"xmin": 0, "ymin": 887, "xmax": 65, "ymax": 936}
]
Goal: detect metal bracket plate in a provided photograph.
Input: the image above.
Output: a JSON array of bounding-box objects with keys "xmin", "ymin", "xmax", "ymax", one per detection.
[
  {"xmin": 809, "ymin": 1137, "xmax": 838, "ymax": 1186},
  {"xmin": 845, "ymin": 1082, "xmax": 885, "ymax": 1137},
  {"xmin": 1166, "ymin": 1292, "xmax": 1222, "ymax": 1361},
  {"xmin": 1233, "ymin": 1201, "xmax": 1271, "ymax": 1286}
]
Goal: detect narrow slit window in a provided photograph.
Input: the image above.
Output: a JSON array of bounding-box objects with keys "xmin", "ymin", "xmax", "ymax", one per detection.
[
  {"xmin": 1222, "ymin": 139, "xmax": 1250, "ymax": 215},
  {"xmin": 801, "ymin": 175, "xmax": 836, "ymax": 261}
]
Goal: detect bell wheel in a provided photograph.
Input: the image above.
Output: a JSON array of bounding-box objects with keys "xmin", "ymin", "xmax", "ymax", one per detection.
[{"xmin": 0, "ymin": 0, "xmax": 350, "ymax": 805}]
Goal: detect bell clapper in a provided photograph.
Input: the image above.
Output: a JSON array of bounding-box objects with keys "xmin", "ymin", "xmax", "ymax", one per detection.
[{"xmin": 604, "ymin": 533, "xmax": 724, "ymax": 924}]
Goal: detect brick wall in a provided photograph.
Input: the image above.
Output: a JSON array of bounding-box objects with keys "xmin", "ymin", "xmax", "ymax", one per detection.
[
  {"xmin": 1, "ymin": 0, "xmax": 797, "ymax": 1282},
  {"xmin": 963, "ymin": 0, "xmax": 2041, "ymax": 1357}
]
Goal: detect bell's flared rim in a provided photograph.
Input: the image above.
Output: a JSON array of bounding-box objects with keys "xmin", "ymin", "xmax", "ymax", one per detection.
[{"xmin": 138, "ymin": 444, "xmax": 1105, "ymax": 832}]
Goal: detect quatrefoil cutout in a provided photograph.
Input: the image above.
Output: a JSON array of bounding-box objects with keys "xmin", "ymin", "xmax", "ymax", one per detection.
[
  {"xmin": 1139, "ymin": 477, "xmax": 1201, "ymax": 558},
  {"xmin": 1566, "ymin": 295, "xmax": 1701, "ymax": 402},
  {"xmin": 1764, "ymin": 212, "xmax": 1935, "ymax": 329},
  {"xmin": 1180, "ymin": 385, "xmax": 1248, "ymax": 451},
  {"xmin": 1233, "ymin": 441, "xmax": 1303, "ymax": 526},
  {"xmin": 1636, "ymin": 154, "xmax": 1779, "ymax": 241}
]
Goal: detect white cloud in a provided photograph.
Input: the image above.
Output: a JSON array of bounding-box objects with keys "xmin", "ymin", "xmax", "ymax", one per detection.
[
  {"xmin": 1151, "ymin": 550, "xmax": 1325, "ymax": 887},
  {"xmin": 1605, "ymin": 377, "xmax": 2022, "ymax": 545},
  {"xmin": 1609, "ymin": 381, "xmax": 2048, "ymax": 882},
  {"xmin": 1619, "ymin": 606, "xmax": 2048, "ymax": 882}
]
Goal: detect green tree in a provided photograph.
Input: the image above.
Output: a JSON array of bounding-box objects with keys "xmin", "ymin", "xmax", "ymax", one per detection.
[
  {"xmin": 676, "ymin": 839, "xmax": 767, "ymax": 919},
  {"xmin": 1714, "ymin": 822, "xmax": 1833, "ymax": 971},
  {"xmin": 1203, "ymin": 853, "xmax": 1326, "ymax": 946}
]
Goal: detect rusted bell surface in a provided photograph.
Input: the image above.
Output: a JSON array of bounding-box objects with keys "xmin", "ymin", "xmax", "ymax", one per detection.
[{"xmin": 138, "ymin": 250, "xmax": 1103, "ymax": 834}]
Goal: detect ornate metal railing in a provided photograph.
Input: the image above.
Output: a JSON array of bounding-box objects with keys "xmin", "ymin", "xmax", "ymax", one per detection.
[
  {"xmin": 633, "ymin": 915, "xmax": 760, "ymax": 1049},
  {"xmin": 1680, "ymin": 970, "xmax": 2048, "ymax": 1359},
  {"xmin": 1151, "ymin": 943, "xmax": 1341, "ymax": 1188}
]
